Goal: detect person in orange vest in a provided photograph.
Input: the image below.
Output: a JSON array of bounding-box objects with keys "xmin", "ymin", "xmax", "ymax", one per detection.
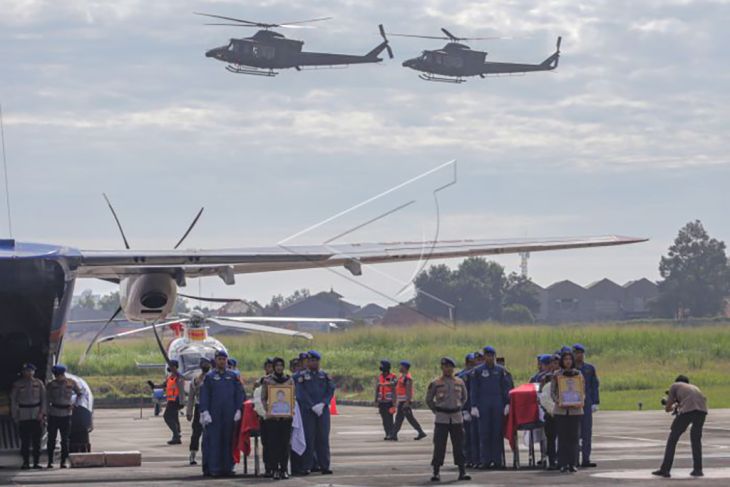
[
  {"xmin": 374, "ymin": 359, "xmax": 397, "ymax": 441},
  {"xmin": 391, "ymin": 360, "xmax": 427, "ymax": 441},
  {"xmin": 148, "ymin": 359, "xmax": 186, "ymax": 445}
]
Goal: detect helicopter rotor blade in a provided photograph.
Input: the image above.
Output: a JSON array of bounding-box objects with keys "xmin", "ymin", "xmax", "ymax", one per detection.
[
  {"xmin": 80, "ymin": 305, "xmax": 122, "ymax": 364},
  {"xmin": 194, "ymin": 12, "xmax": 261, "ymax": 25},
  {"xmin": 277, "ymin": 16, "xmax": 333, "ymax": 26},
  {"xmin": 173, "ymin": 207, "xmax": 204, "ymax": 250},
  {"xmin": 441, "ymin": 28, "xmax": 459, "ymax": 41},
  {"xmin": 387, "ymin": 33, "xmax": 450, "ymax": 40},
  {"xmin": 556, "ymin": 36, "xmax": 562, "ymax": 51},
  {"xmin": 178, "ymin": 293, "xmax": 244, "ymax": 303},
  {"xmin": 203, "ymin": 23, "xmax": 260, "ymax": 27},
  {"xmin": 378, "ymin": 24, "xmax": 394, "ymax": 59}
]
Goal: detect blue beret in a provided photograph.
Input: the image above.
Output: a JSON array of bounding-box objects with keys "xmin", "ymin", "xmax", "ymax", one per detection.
[
  {"xmin": 483, "ymin": 345, "xmax": 496, "ymax": 354},
  {"xmin": 298, "ymin": 352, "xmax": 309, "ymax": 360},
  {"xmin": 228, "ymin": 358, "xmax": 238, "ymax": 367},
  {"xmin": 380, "ymin": 359, "xmax": 391, "ymax": 368},
  {"xmin": 215, "ymin": 350, "xmax": 229, "ymax": 358},
  {"xmin": 539, "ymin": 354, "xmax": 552, "ymax": 365},
  {"xmin": 51, "ymin": 364, "xmax": 66, "ymax": 375},
  {"xmin": 307, "ymin": 350, "xmax": 321, "ymax": 360},
  {"xmin": 572, "ymin": 343, "xmax": 586, "ymax": 352},
  {"xmin": 22, "ymin": 363, "xmax": 36, "ymax": 371},
  {"xmin": 168, "ymin": 360, "xmax": 179, "ymax": 368},
  {"xmin": 560, "ymin": 345, "xmax": 572, "ymax": 354},
  {"xmin": 473, "ymin": 350, "xmax": 484, "ymax": 358},
  {"xmin": 399, "ymin": 360, "xmax": 411, "ymax": 368},
  {"xmin": 440, "ymin": 356, "xmax": 456, "ymax": 367},
  {"xmin": 465, "ymin": 353, "xmax": 475, "ymax": 361}
]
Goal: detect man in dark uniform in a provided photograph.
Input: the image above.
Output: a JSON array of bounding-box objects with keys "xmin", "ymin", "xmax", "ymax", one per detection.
[
  {"xmin": 426, "ymin": 357, "xmax": 470, "ymax": 482},
  {"xmin": 374, "ymin": 359, "xmax": 397, "ymax": 441},
  {"xmin": 294, "ymin": 350, "xmax": 335, "ymax": 475},
  {"xmin": 573, "ymin": 343, "xmax": 599, "ymax": 467},
  {"xmin": 186, "ymin": 357, "xmax": 211, "ymax": 465},
  {"xmin": 469, "ymin": 346, "xmax": 512, "ymax": 469},
  {"xmin": 46, "ymin": 364, "xmax": 83, "ymax": 468},
  {"xmin": 199, "ymin": 350, "xmax": 245, "ymax": 477},
  {"xmin": 11, "ymin": 363, "xmax": 46, "ymax": 469}
]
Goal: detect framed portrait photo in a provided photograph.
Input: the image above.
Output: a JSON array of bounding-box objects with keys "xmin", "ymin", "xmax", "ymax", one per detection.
[
  {"xmin": 557, "ymin": 374, "xmax": 585, "ymax": 408},
  {"xmin": 266, "ymin": 383, "xmax": 294, "ymax": 418}
]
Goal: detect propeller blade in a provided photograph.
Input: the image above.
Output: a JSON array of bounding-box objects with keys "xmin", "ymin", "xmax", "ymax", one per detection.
[
  {"xmin": 102, "ymin": 193, "xmax": 130, "ymax": 249},
  {"xmin": 96, "ymin": 319, "xmax": 184, "ymax": 344},
  {"xmin": 80, "ymin": 305, "xmax": 122, "ymax": 364},
  {"xmin": 210, "ymin": 317, "xmax": 314, "ymax": 340},
  {"xmin": 173, "ymin": 207, "xmax": 204, "ymax": 249},
  {"xmin": 178, "ymin": 293, "xmax": 243, "ymax": 303},
  {"xmin": 151, "ymin": 320, "xmax": 172, "ymax": 366},
  {"xmin": 194, "ymin": 12, "xmax": 261, "ymax": 25},
  {"xmin": 557, "ymin": 36, "xmax": 562, "ymax": 51},
  {"xmin": 441, "ymin": 27, "xmax": 459, "ymax": 41},
  {"xmin": 386, "ymin": 44, "xmax": 394, "ymax": 59}
]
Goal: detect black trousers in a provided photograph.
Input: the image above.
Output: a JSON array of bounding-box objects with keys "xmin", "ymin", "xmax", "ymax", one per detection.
[
  {"xmin": 660, "ymin": 410, "xmax": 706, "ymax": 473},
  {"xmin": 190, "ymin": 405, "xmax": 203, "ymax": 452},
  {"xmin": 163, "ymin": 401, "xmax": 181, "ymax": 440},
  {"xmin": 260, "ymin": 417, "xmax": 273, "ymax": 471},
  {"xmin": 431, "ymin": 421, "xmax": 465, "ymax": 467},
  {"xmin": 543, "ymin": 414, "xmax": 557, "ymax": 466},
  {"xmin": 19, "ymin": 420, "xmax": 42, "ymax": 465},
  {"xmin": 265, "ymin": 419, "xmax": 293, "ymax": 472},
  {"xmin": 47, "ymin": 415, "xmax": 71, "ymax": 463},
  {"xmin": 378, "ymin": 402, "xmax": 394, "ymax": 438},
  {"xmin": 555, "ymin": 414, "xmax": 581, "ymax": 468},
  {"xmin": 393, "ymin": 402, "xmax": 424, "ymax": 438}
]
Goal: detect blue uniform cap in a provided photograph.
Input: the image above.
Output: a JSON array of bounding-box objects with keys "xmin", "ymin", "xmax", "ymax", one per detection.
[
  {"xmin": 307, "ymin": 350, "xmax": 322, "ymax": 360},
  {"xmin": 539, "ymin": 354, "xmax": 552, "ymax": 365},
  {"xmin": 483, "ymin": 345, "xmax": 496, "ymax": 355},
  {"xmin": 168, "ymin": 359, "xmax": 179, "ymax": 368},
  {"xmin": 228, "ymin": 358, "xmax": 238, "ymax": 367},
  {"xmin": 399, "ymin": 360, "xmax": 411, "ymax": 368},
  {"xmin": 465, "ymin": 353, "xmax": 475, "ymax": 362},
  {"xmin": 572, "ymin": 343, "xmax": 586, "ymax": 352},
  {"xmin": 22, "ymin": 363, "xmax": 36, "ymax": 371},
  {"xmin": 215, "ymin": 350, "xmax": 228, "ymax": 359},
  {"xmin": 51, "ymin": 364, "xmax": 66, "ymax": 375},
  {"xmin": 560, "ymin": 345, "xmax": 572, "ymax": 354},
  {"xmin": 298, "ymin": 352, "xmax": 309, "ymax": 360},
  {"xmin": 473, "ymin": 350, "xmax": 484, "ymax": 358},
  {"xmin": 440, "ymin": 356, "xmax": 456, "ymax": 367},
  {"xmin": 380, "ymin": 359, "xmax": 391, "ymax": 368}
]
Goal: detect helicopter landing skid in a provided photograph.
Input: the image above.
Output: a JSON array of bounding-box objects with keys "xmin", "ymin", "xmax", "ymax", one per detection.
[
  {"xmin": 418, "ymin": 73, "xmax": 466, "ymax": 84},
  {"xmin": 225, "ymin": 65, "xmax": 278, "ymax": 77}
]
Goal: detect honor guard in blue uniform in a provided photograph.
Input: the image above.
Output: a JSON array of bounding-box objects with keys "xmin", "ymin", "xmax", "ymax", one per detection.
[
  {"xmin": 573, "ymin": 343, "xmax": 599, "ymax": 467},
  {"xmin": 457, "ymin": 353, "xmax": 477, "ymax": 467},
  {"xmin": 469, "ymin": 346, "xmax": 512, "ymax": 469},
  {"xmin": 199, "ymin": 350, "xmax": 245, "ymax": 477},
  {"xmin": 295, "ymin": 350, "xmax": 336, "ymax": 475},
  {"xmin": 530, "ymin": 355, "xmax": 552, "ymax": 383}
]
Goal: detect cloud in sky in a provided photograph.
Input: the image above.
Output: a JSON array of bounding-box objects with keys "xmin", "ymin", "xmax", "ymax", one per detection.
[{"xmin": 1, "ymin": 0, "xmax": 728, "ymax": 305}]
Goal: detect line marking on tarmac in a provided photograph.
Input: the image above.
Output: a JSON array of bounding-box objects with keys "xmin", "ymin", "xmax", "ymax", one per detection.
[{"xmin": 593, "ymin": 467, "xmax": 730, "ymax": 479}]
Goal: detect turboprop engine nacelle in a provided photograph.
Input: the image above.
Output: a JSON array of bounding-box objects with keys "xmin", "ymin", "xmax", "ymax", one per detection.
[{"xmin": 120, "ymin": 273, "xmax": 177, "ymax": 322}]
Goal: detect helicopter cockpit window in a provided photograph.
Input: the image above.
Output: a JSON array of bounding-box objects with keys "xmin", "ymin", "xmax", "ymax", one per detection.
[{"xmin": 179, "ymin": 352, "xmax": 205, "ymax": 374}]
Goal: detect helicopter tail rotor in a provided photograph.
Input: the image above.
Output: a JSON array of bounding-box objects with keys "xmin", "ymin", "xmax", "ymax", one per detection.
[{"xmin": 378, "ymin": 24, "xmax": 394, "ymax": 59}]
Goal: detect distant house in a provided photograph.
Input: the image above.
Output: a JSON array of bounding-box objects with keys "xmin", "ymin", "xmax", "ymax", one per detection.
[
  {"xmin": 622, "ymin": 278, "xmax": 659, "ymax": 319},
  {"xmin": 280, "ymin": 290, "xmax": 359, "ymax": 319},
  {"xmin": 587, "ymin": 279, "xmax": 625, "ymax": 321},
  {"xmin": 216, "ymin": 300, "xmax": 263, "ymax": 317},
  {"xmin": 544, "ymin": 280, "xmax": 591, "ymax": 323},
  {"xmin": 349, "ymin": 303, "xmax": 387, "ymax": 325},
  {"xmin": 381, "ymin": 304, "xmax": 432, "ymax": 326}
]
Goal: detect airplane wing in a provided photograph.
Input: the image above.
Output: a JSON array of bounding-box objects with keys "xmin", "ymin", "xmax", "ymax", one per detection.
[
  {"xmin": 74, "ymin": 235, "xmax": 646, "ymax": 281},
  {"xmin": 210, "ymin": 317, "xmax": 314, "ymax": 340}
]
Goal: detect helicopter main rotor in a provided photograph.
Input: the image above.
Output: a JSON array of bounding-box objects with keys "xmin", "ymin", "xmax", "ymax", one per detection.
[
  {"xmin": 195, "ymin": 12, "xmax": 333, "ymax": 30},
  {"xmin": 387, "ymin": 27, "xmax": 502, "ymax": 42}
]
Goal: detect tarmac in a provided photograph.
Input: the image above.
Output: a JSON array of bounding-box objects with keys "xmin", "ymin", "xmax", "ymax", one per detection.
[{"xmin": 1, "ymin": 405, "xmax": 730, "ymax": 486}]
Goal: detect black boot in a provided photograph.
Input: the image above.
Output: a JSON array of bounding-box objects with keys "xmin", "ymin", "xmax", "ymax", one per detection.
[
  {"xmin": 431, "ymin": 467, "xmax": 440, "ymax": 482},
  {"xmin": 415, "ymin": 431, "xmax": 427, "ymax": 440},
  {"xmin": 458, "ymin": 465, "xmax": 471, "ymax": 481}
]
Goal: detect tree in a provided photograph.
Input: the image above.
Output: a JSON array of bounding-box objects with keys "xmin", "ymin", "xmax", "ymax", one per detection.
[
  {"xmin": 98, "ymin": 291, "xmax": 120, "ymax": 312},
  {"xmin": 453, "ymin": 258, "xmax": 505, "ymax": 321},
  {"xmin": 503, "ymin": 273, "xmax": 541, "ymax": 314},
  {"xmin": 264, "ymin": 289, "xmax": 310, "ymax": 315},
  {"xmin": 76, "ymin": 289, "xmax": 98, "ymax": 310},
  {"xmin": 502, "ymin": 304, "xmax": 535, "ymax": 323},
  {"xmin": 414, "ymin": 264, "xmax": 457, "ymax": 319},
  {"xmin": 654, "ymin": 220, "xmax": 730, "ymax": 318}
]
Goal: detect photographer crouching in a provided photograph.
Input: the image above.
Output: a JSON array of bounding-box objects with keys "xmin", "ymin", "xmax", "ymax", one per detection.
[{"xmin": 652, "ymin": 375, "xmax": 708, "ymax": 479}]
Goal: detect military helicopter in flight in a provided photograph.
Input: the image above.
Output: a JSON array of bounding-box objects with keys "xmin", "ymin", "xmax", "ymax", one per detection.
[
  {"xmin": 388, "ymin": 27, "xmax": 561, "ymax": 83},
  {"xmin": 196, "ymin": 13, "xmax": 393, "ymax": 76}
]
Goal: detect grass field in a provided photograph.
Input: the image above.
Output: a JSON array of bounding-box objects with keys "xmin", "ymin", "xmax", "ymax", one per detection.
[{"xmin": 63, "ymin": 322, "xmax": 730, "ymax": 410}]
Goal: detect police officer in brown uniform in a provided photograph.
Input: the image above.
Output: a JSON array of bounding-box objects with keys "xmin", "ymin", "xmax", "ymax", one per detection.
[
  {"xmin": 46, "ymin": 364, "xmax": 83, "ymax": 468},
  {"xmin": 425, "ymin": 357, "xmax": 470, "ymax": 482},
  {"xmin": 11, "ymin": 363, "xmax": 46, "ymax": 469}
]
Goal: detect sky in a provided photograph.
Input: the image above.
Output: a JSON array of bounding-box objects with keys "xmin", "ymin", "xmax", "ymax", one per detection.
[{"xmin": 1, "ymin": 0, "xmax": 729, "ymax": 308}]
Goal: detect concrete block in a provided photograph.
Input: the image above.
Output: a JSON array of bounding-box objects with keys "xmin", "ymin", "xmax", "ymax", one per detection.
[
  {"xmin": 69, "ymin": 452, "xmax": 105, "ymax": 468},
  {"xmin": 104, "ymin": 451, "xmax": 142, "ymax": 467}
]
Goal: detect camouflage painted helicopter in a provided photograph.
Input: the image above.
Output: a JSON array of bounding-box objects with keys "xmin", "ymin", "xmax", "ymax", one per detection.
[
  {"xmin": 389, "ymin": 27, "xmax": 561, "ymax": 83},
  {"xmin": 197, "ymin": 13, "xmax": 393, "ymax": 76}
]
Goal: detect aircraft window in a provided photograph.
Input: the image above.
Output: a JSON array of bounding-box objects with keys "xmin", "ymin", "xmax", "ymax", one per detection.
[
  {"xmin": 227, "ymin": 43, "xmax": 234, "ymax": 51},
  {"xmin": 252, "ymin": 45, "xmax": 275, "ymax": 59},
  {"xmin": 180, "ymin": 352, "xmax": 205, "ymax": 373}
]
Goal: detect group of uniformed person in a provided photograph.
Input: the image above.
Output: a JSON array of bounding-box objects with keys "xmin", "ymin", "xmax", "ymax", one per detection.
[
  {"xmin": 375, "ymin": 359, "xmax": 427, "ymax": 442},
  {"xmin": 10, "ymin": 363, "xmax": 87, "ymax": 470}
]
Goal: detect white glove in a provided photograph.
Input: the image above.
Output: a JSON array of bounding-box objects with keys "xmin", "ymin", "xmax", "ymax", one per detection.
[
  {"xmin": 591, "ymin": 404, "xmax": 599, "ymax": 413},
  {"xmin": 462, "ymin": 411, "xmax": 472, "ymax": 422},
  {"xmin": 470, "ymin": 407, "xmax": 480, "ymax": 418},
  {"xmin": 200, "ymin": 411, "xmax": 212, "ymax": 427},
  {"xmin": 312, "ymin": 403, "xmax": 326, "ymax": 416},
  {"xmin": 503, "ymin": 404, "xmax": 510, "ymax": 416},
  {"xmin": 234, "ymin": 409, "xmax": 241, "ymax": 422}
]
